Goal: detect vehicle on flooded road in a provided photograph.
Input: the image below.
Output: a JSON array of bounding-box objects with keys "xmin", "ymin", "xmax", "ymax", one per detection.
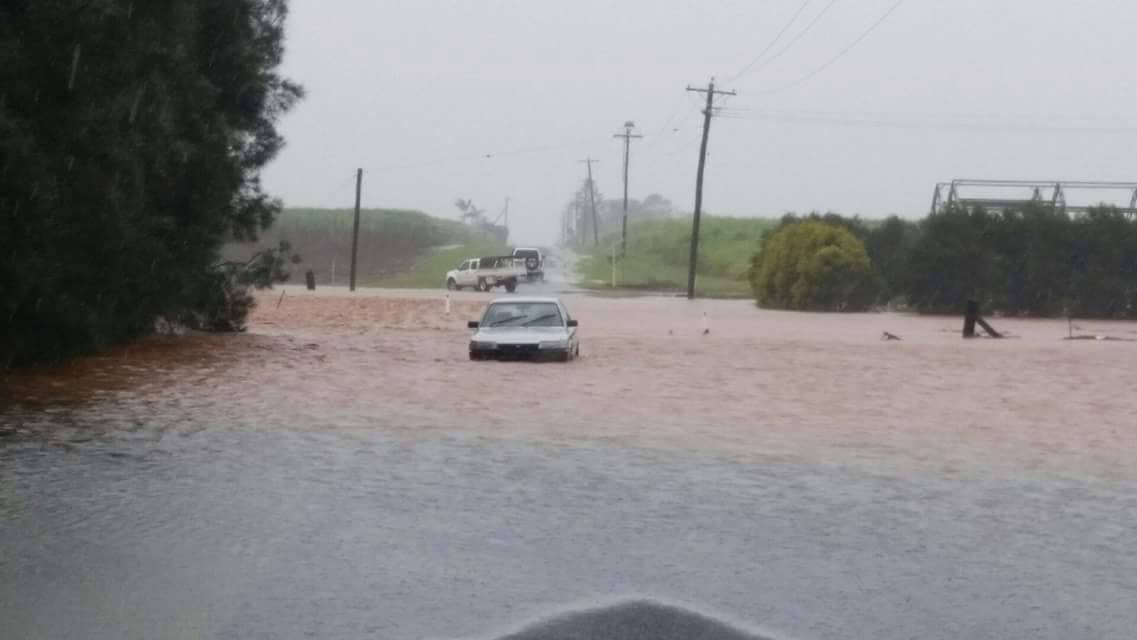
[
  {"xmin": 467, "ymin": 297, "xmax": 579, "ymax": 362},
  {"xmin": 446, "ymin": 255, "xmax": 526, "ymax": 292},
  {"xmin": 512, "ymin": 247, "xmax": 544, "ymax": 282}
]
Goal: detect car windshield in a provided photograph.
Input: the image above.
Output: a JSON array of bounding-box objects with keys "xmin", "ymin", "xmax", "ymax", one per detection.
[
  {"xmin": 514, "ymin": 250, "xmax": 538, "ymax": 259},
  {"xmin": 483, "ymin": 302, "xmax": 562, "ymax": 327}
]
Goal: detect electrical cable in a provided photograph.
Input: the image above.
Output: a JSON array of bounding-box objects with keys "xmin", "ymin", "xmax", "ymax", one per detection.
[
  {"xmin": 739, "ymin": 0, "xmax": 840, "ymax": 79},
  {"xmin": 758, "ymin": 0, "xmax": 906, "ymax": 97},
  {"xmin": 728, "ymin": 0, "xmax": 814, "ymax": 81}
]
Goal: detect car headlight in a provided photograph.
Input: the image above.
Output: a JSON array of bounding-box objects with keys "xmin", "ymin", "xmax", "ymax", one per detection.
[
  {"xmin": 539, "ymin": 340, "xmax": 569, "ymax": 350},
  {"xmin": 471, "ymin": 340, "xmax": 497, "ymax": 350}
]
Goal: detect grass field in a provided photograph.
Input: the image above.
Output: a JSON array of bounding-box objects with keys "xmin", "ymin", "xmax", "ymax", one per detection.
[
  {"xmin": 274, "ymin": 207, "xmax": 471, "ymax": 239},
  {"xmin": 576, "ymin": 216, "xmax": 775, "ymax": 298},
  {"xmin": 225, "ymin": 208, "xmax": 492, "ymax": 286},
  {"xmin": 358, "ymin": 241, "xmax": 509, "ymax": 289}
]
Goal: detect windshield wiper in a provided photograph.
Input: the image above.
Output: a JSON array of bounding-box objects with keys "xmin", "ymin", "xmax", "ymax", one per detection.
[
  {"xmin": 522, "ymin": 313, "xmax": 560, "ymax": 327},
  {"xmin": 488, "ymin": 315, "xmax": 527, "ymax": 327}
]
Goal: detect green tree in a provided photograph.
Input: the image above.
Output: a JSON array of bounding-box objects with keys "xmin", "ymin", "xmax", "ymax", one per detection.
[
  {"xmin": 750, "ymin": 221, "xmax": 879, "ymax": 311},
  {"xmin": 901, "ymin": 206, "xmax": 1003, "ymax": 314},
  {"xmin": 1, "ymin": 0, "xmax": 301, "ymax": 367},
  {"xmin": 1066, "ymin": 205, "xmax": 1137, "ymax": 318},
  {"xmin": 862, "ymin": 215, "xmax": 919, "ymax": 304}
]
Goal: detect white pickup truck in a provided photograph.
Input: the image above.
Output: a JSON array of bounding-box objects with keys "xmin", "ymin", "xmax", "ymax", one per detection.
[{"xmin": 445, "ymin": 255, "xmax": 526, "ymax": 292}]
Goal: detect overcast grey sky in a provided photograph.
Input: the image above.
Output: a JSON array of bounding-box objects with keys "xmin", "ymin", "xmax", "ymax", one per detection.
[{"xmin": 262, "ymin": 0, "xmax": 1137, "ymax": 245}]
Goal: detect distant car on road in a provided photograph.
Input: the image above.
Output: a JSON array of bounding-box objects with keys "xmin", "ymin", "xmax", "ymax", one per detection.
[
  {"xmin": 446, "ymin": 256, "xmax": 526, "ymax": 292},
  {"xmin": 467, "ymin": 297, "xmax": 580, "ymax": 362},
  {"xmin": 512, "ymin": 247, "xmax": 544, "ymax": 282}
]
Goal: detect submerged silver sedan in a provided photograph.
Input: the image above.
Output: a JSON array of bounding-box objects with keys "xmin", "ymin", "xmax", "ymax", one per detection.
[{"xmin": 467, "ymin": 297, "xmax": 580, "ymax": 362}]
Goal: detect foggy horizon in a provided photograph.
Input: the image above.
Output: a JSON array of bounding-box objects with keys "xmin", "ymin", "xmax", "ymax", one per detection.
[{"xmin": 262, "ymin": 0, "xmax": 1137, "ymax": 244}]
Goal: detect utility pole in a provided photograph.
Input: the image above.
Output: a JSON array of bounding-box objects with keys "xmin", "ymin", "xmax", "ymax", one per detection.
[
  {"xmin": 581, "ymin": 157, "xmax": 600, "ymax": 246},
  {"xmin": 685, "ymin": 79, "xmax": 735, "ymax": 300},
  {"xmin": 349, "ymin": 168, "xmax": 363, "ymax": 292},
  {"xmin": 613, "ymin": 121, "xmax": 642, "ymax": 257}
]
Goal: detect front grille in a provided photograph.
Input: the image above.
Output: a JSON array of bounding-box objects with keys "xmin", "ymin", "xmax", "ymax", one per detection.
[{"xmin": 498, "ymin": 343, "xmax": 540, "ymax": 355}]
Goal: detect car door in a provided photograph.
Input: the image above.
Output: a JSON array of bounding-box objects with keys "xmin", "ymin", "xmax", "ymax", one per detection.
[
  {"xmin": 560, "ymin": 302, "xmax": 577, "ymax": 350},
  {"xmin": 459, "ymin": 259, "xmax": 479, "ymax": 287}
]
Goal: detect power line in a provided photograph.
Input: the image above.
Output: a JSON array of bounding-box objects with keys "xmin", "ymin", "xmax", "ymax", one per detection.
[
  {"xmin": 684, "ymin": 79, "xmax": 736, "ymax": 300},
  {"xmin": 711, "ymin": 109, "xmax": 1137, "ymax": 134},
  {"xmin": 640, "ymin": 97, "xmax": 703, "ymax": 153},
  {"xmin": 759, "ymin": 0, "xmax": 907, "ymax": 97},
  {"xmin": 645, "ymin": 94, "xmax": 692, "ymax": 138},
  {"xmin": 613, "ymin": 121, "xmax": 644, "ymax": 257},
  {"xmin": 737, "ymin": 0, "xmax": 841, "ymax": 80},
  {"xmin": 717, "ymin": 106, "xmax": 1137, "ymax": 123},
  {"xmin": 728, "ymin": 0, "xmax": 814, "ymax": 81},
  {"xmin": 349, "ymin": 168, "xmax": 363, "ymax": 292},
  {"xmin": 363, "ymin": 138, "xmax": 597, "ymax": 174},
  {"xmin": 580, "ymin": 157, "xmax": 600, "ymax": 246}
]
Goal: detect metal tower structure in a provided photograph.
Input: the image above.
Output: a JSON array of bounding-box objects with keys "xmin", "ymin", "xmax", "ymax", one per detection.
[{"xmin": 930, "ymin": 180, "xmax": 1137, "ymax": 217}]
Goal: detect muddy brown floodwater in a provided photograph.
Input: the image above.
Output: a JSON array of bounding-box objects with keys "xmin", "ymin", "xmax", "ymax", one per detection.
[{"xmin": 2, "ymin": 287, "xmax": 1135, "ymax": 640}]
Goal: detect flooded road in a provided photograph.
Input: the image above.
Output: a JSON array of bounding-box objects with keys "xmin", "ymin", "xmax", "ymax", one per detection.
[{"xmin": 2, "ymin": 289, "xmax": 1135, "ymax": 640}]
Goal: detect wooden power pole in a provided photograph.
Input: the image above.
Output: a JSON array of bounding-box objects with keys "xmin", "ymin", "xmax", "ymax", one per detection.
[
  {"xmin": 613, "ymin": 122, "xmax": 642, "ymax": 257},
  {"xmin": 581, "ymin": 157, "xmax": 600, "ymax": 246},
  {"xmin": 349, "ymin": 168, "xmax": 363, "ymax": 292},
  {"xmin": 685, "ymin": 79, "xmax": 735, "ymax": 300}
]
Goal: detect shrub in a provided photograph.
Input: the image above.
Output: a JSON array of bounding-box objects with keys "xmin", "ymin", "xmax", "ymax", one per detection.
[{"xmin": 750, "ymin": 221, "xmax": 879, "ymax": 311}]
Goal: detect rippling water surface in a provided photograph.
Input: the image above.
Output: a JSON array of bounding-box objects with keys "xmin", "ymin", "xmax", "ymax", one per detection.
[{"xmin": 2, "ymin": 288, "xmax": 1135, "ymax": 639}]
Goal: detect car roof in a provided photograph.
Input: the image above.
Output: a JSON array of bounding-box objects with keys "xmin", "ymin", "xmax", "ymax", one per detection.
[{"xmin": 488, "ymin": 297, "xmax": 561, "ymax": 305}]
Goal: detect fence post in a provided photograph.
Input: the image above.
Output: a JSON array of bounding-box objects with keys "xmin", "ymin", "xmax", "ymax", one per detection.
[{"xmin": 962, "ymin": 300, "xmax": 978, "ymax": 338}]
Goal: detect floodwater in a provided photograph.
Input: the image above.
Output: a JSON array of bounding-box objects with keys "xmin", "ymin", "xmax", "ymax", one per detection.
[{"xmin": 2, "ymin": 286, "xmax": 1136, "ymax": 640}]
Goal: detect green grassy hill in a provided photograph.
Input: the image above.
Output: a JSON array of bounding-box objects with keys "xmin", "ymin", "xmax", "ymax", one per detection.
[
  {"xmin": 224, "ymin": 208, "xmax": 502, "ymax": 287},
  {"xmin": 357, "ymin": 240, "xmax": 509, "ymax": 288},
  {"xmin": 576, "ymin": 216, "xmax": 775, "ymax": 297}
]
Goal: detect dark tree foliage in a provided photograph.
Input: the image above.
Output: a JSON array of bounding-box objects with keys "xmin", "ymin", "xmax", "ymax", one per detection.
[
  {"xmin": 1, "ymin": 1, "xmax": 302, "ymax": 367},
  {"xmin": 861, "ymin": 215, "xmax": 917, "ymax": 302},
  {"xmin": 903, "ymin": 203, "xmax": 1137, "ymax": 317},
  {"xmin": 757, "ymin": 206, "xmax": 1137, "ymax": 318}
]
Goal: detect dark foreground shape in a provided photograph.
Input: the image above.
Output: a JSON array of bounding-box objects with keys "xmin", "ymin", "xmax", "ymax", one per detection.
[
  {"xmin": 492, "ymin": 600, "xmax": 779, "ymax": 640},
  {"xmin": 962, "ymin": 300, "xmax": 1002, "ymax": 338}
]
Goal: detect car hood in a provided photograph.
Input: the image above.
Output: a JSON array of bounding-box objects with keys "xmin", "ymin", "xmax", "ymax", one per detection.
[{"xmin": 473, "ymin": 326, "xmax": 569, "ymax": 344}]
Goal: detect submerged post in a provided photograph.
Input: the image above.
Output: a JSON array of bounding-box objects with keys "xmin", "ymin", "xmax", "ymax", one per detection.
[
  {"xmin": 305, "ymin": 270, "xmax": 316, "ymax": 291},
  {"xmin": 963, "ymin": 300, "xmax": 979, "ymax": 338},
  {"xmin": 963, "ymin": 299, "xmax": 1003, "ymax": 338}
]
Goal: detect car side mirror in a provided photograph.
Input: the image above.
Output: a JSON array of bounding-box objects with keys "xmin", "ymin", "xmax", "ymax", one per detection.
[
  {"xmin": 468, "ymin": 321, "xmax": 480, "ymax": 329},
  {"xmin": 566, "ymin": 319, "xmax": 578, "ymax": 328}
]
